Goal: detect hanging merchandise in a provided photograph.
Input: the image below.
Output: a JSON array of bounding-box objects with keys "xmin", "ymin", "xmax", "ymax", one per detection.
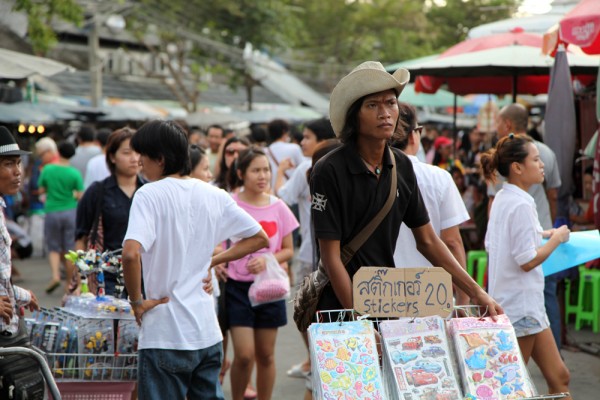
[
  {"xmin": 308, "ymin": 318, "xmax": 386, "ymax": 399},
  {"xmin": 447, "ymin": 315, "xmax": 537, "ymax": 399},
  {"xmin": 379, "ymin": 316, "xmax": 462, "ymax": 399}
]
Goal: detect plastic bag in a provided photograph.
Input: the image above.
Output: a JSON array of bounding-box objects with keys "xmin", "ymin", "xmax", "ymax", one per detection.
[{"xmin": 248, "ymin": 253, "xmax": 290, "ymax": 307}]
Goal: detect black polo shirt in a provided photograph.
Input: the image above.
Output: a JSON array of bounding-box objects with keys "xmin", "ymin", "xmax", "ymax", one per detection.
[
  {"xmin": 76, "ymin": 175, "xmax": 145, "ymax": 251},
  {"xmin": 310, "ymin": 142, "xmax": 430, "ymax": 279}
]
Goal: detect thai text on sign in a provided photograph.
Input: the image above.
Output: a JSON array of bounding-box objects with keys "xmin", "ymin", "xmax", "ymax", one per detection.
[{"xmin": 352, "ymin": 267, "xmax": 452, "ymax": 318}]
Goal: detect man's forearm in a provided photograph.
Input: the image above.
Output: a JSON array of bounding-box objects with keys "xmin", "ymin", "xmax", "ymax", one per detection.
[
  {"xmin": 211, "ymin": 231, "xmax": 268, "ymax": 268},
  {"xmin": 440, "ymin": 226, "xmax": 470, "ymax": 305},
  {"xmin": 123, "ymin": 252, "xmax": 143, "ymax": 301},
  {"xmin": 415, "ymin": 225, "xmax": 482, "ymax": 300}
]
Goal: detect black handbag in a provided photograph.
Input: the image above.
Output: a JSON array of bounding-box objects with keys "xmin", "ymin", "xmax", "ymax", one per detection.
[{"xmin": 0, "ymin": 319, "xmax": 45, "ymax": 400}]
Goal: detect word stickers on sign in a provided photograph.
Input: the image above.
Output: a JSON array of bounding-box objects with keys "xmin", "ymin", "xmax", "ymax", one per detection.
[{"xmin": 353, "ymin": 267, "xmax": 453, "ymax": 318}]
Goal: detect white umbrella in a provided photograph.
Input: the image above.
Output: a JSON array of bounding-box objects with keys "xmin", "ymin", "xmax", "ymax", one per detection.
[
  {"xmin": 408, "ymin": 45, "xmax": 599, "ymax": 78},
  {"xmin": 0, "ymin": 48, "xmax": 74, "ymax": 79}
]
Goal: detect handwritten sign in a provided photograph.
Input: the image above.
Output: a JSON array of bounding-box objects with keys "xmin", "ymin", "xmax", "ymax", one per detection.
[{"xmin": 352, "ymin": 267, "xmax": 452, "ymax": 318}]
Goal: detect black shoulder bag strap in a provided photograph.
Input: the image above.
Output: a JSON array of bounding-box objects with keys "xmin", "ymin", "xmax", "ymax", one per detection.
[{"xmin": 89, "ymin": 180, "xmax": 106, "ymax": 248}]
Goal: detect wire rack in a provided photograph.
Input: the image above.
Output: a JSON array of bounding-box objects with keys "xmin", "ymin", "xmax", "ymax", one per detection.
[
  {"xmin": 310, "ymin": 308, "xmax": 569, "ymax": 400},
  {"xmin": 46, "ymin": 353, "xmax": 137, "ymax": 382}
]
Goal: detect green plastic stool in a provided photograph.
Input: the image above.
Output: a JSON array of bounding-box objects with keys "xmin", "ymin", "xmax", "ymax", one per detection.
[
  {"xmin": 575, "ymin": 266, "xmax": 600, "ymax": 333},
  {"xmin": 466, "ymin": 250, "xmax": 487, "ymax": 288},
  {"xmin": 564, "ymin": 277, "xmax": 579, "ymax": 323}
]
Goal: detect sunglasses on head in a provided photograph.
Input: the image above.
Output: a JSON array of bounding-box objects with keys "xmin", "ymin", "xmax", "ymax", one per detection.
[{"xmin": 413, "ymin": 125, "xmax": 423, "ymax": 134}]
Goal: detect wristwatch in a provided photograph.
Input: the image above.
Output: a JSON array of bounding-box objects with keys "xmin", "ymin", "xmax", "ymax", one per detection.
[{"xmin": 128, "ymin": 297, "xmax": 143, "ymax": 306}]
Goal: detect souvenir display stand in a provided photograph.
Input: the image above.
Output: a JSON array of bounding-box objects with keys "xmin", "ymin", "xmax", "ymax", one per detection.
[
  {"xmin": 26, "ymin": 248, "xmax": 137, "ymax": 399},
  {"xmin": 308, "ymin": 308, "xmax": 569, "ymax": 400},
  {"xmin": 27, "ymin": 297, "xmax": 138, "ymax": 400}
]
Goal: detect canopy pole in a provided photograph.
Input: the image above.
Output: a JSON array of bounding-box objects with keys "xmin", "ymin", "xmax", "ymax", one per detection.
[
  {"xmin": 512, "ymin": 74, "xmax": 518, "ymax": 103},
  {"xmin": 453, "ymin": 93, "xmax": 458, "ymax": 159}
]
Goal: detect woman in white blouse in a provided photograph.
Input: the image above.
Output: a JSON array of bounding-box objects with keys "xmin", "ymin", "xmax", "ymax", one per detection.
[{"xmin": 481, "ymin": 133, "xmax": 571, "ymax": 399}]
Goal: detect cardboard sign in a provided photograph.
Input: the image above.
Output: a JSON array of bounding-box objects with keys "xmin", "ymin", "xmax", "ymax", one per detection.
[{"xmin": 353, "ymin": 267, "xmax": 452, "ymax": 318}]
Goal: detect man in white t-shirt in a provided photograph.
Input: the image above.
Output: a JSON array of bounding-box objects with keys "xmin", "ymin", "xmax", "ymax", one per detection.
[
  {"xmin": 122, "ymin": 120, "xmax": 268, "ymax": 400},
  {"xmin": 393, "ymin": 103, "xmax": 471, "ymax": 305},
  {"xmin": 70, "ymin": 124, "xmax": 102, "ymax": 180},
  {"xmin": 265, "ymin": 119, "xmax": 305, "ymax": 188},
  {"xmin": 83, "ymin": 128, "xmax": 111, "ymax": 189}
]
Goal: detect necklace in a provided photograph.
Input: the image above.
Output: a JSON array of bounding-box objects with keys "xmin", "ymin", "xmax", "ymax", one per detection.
[{"xmin": 360, "ymin": 157, "xmax": 381, "ymax": 175}]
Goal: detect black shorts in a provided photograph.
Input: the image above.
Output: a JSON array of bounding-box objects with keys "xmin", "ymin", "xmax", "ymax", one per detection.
[
  {"xmin": 225, "ymin": 279, "xmax": 287, "ymax": 329},
  {"xmin": 12, "ymin": 243, "xmax": 32, "ymax": 260}
]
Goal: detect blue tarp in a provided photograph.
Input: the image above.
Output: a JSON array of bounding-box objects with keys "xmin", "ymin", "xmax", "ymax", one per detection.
[{"xmin": 542, "ymin": 230, "xmax": 600, "ymax": 276}]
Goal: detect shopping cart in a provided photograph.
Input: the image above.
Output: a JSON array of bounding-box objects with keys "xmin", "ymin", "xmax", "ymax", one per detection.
[{"xmin": 0, "ymin": 345, "xmax": 62, "ymax": 400}]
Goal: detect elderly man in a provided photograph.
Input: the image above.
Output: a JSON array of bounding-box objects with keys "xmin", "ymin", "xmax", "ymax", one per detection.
[
  {"xmin": 0, "ymin": 126, "xmax": 40, "ymax": 326},
  {"xmin": 309, "ymin": 61, "xmax": 502, "ymax": 318},
  {"xmin": 0, "ymin": 126, "xmax": 42, "ymax": 399}
]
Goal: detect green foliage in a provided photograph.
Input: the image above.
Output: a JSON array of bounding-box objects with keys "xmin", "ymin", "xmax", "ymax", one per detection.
[
  {"xmin": 427, "ymin": 0, "xmax": 519, "ymax": 52},
  {"xmin": 13, "ymin": 0, "xmax": 83, "ymax": 54}
]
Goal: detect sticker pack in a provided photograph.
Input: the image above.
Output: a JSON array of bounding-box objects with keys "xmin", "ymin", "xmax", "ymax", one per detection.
[
  {"xmin": 380, "ymin": 316, "xmax": 462, "ymax": 400},
  {"xmin": 447, "ymin": 315, "xmax": 537, "ymax": 399},
  {"xmin": 308, "ymin": 319, "xmax": 386, "ymax": 400}
]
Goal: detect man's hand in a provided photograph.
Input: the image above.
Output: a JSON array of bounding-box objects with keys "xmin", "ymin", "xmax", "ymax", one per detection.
[
  {"xmin": 131, "ymin": 297, "xmax": 169, "ymax": 326},
  {"xmin": 203, "ymin": 271, "xmax": 213, "ymax": 295},
  {"xmin": 471, "ymin": 290, "xmax": 504, "ymax": 321},
  {"xmin": 278, "ymin": 158, "xmax": 294, "ymax": 173},
  {"xmin": 28, "ymin": 291, "xmax": 40, "ymax": 312},
  {"xmin": 0, "ymin": 296, "xmax": 13, "ymax": 324},
  {"xmin": 246, "ymin": 256, "xmax": 266, "ymax": 275}
]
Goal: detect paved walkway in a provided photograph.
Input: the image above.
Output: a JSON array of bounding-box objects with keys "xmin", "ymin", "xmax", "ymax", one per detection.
[{"xmin": 15, "ymin": 256, "xmax": 600, "ymax": 399}]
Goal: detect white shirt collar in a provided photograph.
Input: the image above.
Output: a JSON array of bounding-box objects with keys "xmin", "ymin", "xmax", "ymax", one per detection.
[
  {"xmin": 502, "ymin": 182, "xmax": 535, "ymax": 204},
  {"xmin": 406, "ymin": 154, "xmax": 419, "ymax": 164}
]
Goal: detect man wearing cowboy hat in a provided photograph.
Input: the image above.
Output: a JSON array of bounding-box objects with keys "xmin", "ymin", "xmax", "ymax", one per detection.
[
  {"xmin": 0, "ymin": 126, "xmax": 39, "ymax": 335},
  {"xmin": 309, "ymin": 61, "xmax": 503, "ymax": 318}
]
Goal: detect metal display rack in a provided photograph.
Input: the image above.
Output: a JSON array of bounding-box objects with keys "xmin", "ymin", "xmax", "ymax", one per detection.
[
  {"xmin": 309, "ymin": 309, "xmax": 569, "ymax": 400},
  {"xmin": 44, "ymin": 352, "xmax": 137, "ymax": 399}
]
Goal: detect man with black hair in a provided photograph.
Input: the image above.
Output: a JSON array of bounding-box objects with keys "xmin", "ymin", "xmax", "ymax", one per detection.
[
  {"xmin": 310, "ymin": 61, "xmax": 502, "ymax": 319},
  {"xmin": 122, "ymin": 120, "xmax": 269, "ymax": 400},
  {"xmin": 70, "ymin": 123, "xmax": 101, "ymax": 180},
  {"xmin": 206, "ymin": 124, "xmax": 224, "ymax": 173},
  {"xmin": 266, "ymin": 119, "xmax": 304, "ymax": 188},
  {"xmin": 83, "ymin": 127, "xmax": 112, "ymax": 189},
  {"xmin": 393, "ymin": 103, "xmax": 471, "ymax": 305}
]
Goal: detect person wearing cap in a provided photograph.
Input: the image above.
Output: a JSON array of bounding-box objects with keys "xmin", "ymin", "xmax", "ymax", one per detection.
[
  {"xmin": 0, "ymin": 126, "xmax": 40, "ymax": 334},
  {"xmin": 310, "ymin": 61, "xmax": 503, "ymax": 321},
  {"xmin": 433, "ymin": 135, "xmax": 465, "ymax": 175}
]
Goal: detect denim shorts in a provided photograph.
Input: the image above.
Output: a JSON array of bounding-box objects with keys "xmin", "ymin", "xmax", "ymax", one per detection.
[
  {"xmin": 138, "ymin": 343, "xmax": 224, "ymax": 400},
  {"xmin": 225, "ymin": 279, "xmax": 287, "ymax": 329},
  {"xmin": 512, "ymin": 316, "xmax": 548, "ymax": 338}
]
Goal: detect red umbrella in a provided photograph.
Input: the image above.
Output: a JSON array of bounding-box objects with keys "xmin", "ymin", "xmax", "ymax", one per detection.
[
  {"xmin": 559, "ymin": 0, "xmax": 600, "ymax": 55},
  {"xmin": 415, "ymin": 28, "xmax": 543, "ymax": 94}
]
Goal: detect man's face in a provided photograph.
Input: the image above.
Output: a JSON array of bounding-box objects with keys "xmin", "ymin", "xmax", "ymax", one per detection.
[
  {"xmin": 0, "ymin": 156, "xmax": 22, "ymax": 195},
  {"xmin": 358, "ymin": 89, "xmax": 399, "ymax": 141},
  {"xmin": 207, "ymin": 128, "xmax": 224, "ymax": 152},
  {"xmin": 496, "ymin": 115, "xmax": 511, "ymax": 138}
]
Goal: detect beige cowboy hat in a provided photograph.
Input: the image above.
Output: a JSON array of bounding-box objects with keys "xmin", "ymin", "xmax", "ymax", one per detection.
[{"xmin": 329, "ymin": 61, "xmax": 410, "ymax": 136}]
